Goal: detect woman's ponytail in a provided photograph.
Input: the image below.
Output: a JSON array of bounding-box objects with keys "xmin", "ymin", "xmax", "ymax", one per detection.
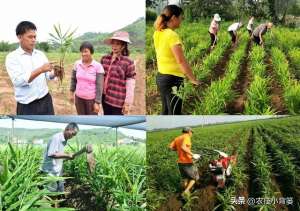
[
  {"xmin": 154, "ymin": 14, "xmax": 169, "ymax": 31},
  {"xmin": 153, "ymin": 5, "xmax": 183, "ymax": 31}
]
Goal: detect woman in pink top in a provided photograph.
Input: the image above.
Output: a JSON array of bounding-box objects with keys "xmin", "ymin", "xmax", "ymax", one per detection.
[
  {"xmin": 209, "ymin": 13, "xmax": 221, "ymax": 49},
  {"xmin": 70, "ymin": 41, "xmax": 104, "ymax": 115}
]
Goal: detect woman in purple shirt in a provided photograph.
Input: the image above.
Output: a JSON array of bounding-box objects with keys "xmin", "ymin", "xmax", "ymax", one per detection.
[{"xmin": 70, "ymin": 41, "xmax": 104, "ymax": 115}]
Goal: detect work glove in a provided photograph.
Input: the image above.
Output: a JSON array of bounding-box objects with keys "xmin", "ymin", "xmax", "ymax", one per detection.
[{"xmin": 192, "ymin": 153, "xmax": 201, "ymax": 160}]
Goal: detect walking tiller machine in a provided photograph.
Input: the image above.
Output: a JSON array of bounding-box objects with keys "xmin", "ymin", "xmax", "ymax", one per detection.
[{"xmin": 193, "ymin": 148, "xmax": 235, "ymax": 188}]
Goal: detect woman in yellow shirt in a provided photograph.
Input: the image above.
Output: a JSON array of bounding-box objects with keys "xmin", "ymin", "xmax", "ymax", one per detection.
[{"xmin": 153, "ymin": 5, "xmax": 200, "ymax": 115}]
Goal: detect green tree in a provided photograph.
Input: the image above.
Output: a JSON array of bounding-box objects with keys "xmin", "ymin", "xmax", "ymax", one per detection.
[
  {"xmin": 185, "ymin": 0, "xmax": 234, "ymax": 20},
  {"xmin": 0, "ymin": 41, "xmax": 10, "ymax": 52},
  {"xmin": 146, "ymin": 0, "xmax": 158, "ymax": 8},
  {"xmin": 36, "ymin": 42, "xmax": 50, "ymax": 52}
]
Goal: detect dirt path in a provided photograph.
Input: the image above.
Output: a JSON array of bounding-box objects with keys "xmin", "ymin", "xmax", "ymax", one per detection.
[
  {"xmin": 226, "ymin": 40, "xmax": 252, "ymax": 114},
  {"xmin": 210, "ymin": 44, "xmax": 236, "ymax": 81},
  {"xmin": 157, "ymin": 193, "xmax": 183, "ymax": 211},
  {"xmin": 61, "ymin": 179, "xmax": 105, "ymax": 211},
  {"xmin": 130, "ymin": 55, "xmax": 146, "ymax": 115},
  {"xmin": 0, "ymin": 55, "xmax": 145, "ymax": 115},
  {"xmin": 191, "ymin": 185, "xmax": 217, "ymax": 211},
  {"xmin": 158, "ymin": 164, "xmax": 217, "ymax": 211},
  {"xmin": 157, "ymin": 182, "xmax": 217, "ymax": 211},
  {"xmin": 0, "ymin": 71, "xmax": 16, "ymax": 114},
  {"xmin": 156, "ymin": 188, "xmax": 216, "ymax": 211},
  {"xmin": 265, "ymin": 54, "xmax": 288, "ymax": 114}
]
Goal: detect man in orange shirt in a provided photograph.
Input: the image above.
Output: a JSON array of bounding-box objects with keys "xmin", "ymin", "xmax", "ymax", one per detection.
[{"xmin": 169, "ymin": 127, "xmax": 200, "ymax": 197}]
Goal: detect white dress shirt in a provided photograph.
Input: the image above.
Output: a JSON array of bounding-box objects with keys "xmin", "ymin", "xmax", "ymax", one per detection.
[{"xmin": 5, "ymin": 46, "xmax": 53, "ymax": 104}]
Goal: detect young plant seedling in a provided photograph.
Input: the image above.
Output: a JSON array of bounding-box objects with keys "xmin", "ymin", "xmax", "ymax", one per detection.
[{"xmin": 49, "ymin": 24, "xmax": 77, "ymax": 83}]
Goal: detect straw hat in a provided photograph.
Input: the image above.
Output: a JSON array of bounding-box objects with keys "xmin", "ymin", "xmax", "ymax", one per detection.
[
  {"xmin": 214, "ymin": 13, "xmax": 221, "ymax": 22},
  {"xmin": 104, "ymin": 31, "xmax": 132, "ymax": 44}
]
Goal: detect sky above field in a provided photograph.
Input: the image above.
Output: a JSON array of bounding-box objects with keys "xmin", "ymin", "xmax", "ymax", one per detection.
[
  {"xmin": 147, "ymin": 115, "xmax": 279, "ymax": 130},
  {"xmin": 0, "ymin": 0, "xmax": 145, "ymax": 42},
  {"xmin": 0, "ymin": 119, "xmax": 146, "ymax": 139},
  {"xmin": 169, "ymin": 0, "xmax": 180, "ymax": 4}
]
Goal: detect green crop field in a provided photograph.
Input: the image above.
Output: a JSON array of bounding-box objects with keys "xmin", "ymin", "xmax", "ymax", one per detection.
[
  {"xmin": 0, "ymin": 139, "xmax": 146, "ymax": 210},
  {"xmin": 147, "ymin": 116, "xmax": 300, "ymax": 210},
  {"xmin": 146, "ymin": 21, "xmax": 300, "ymax": 115}
]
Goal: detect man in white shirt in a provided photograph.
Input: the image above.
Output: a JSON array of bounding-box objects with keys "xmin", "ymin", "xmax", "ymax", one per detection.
[
  {"xmin": 227, "ymin": 22, "xmax": 243, "ymax": 46},
  {"xmin": 5, "ymin": 21, "xmax": 57, "ymax": 114},
  {"xmin": 41, "ymin": 122, "xmax": 79, "ymax": 192}
]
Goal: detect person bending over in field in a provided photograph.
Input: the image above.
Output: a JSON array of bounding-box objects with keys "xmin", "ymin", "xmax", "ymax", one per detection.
[
  {"xmin": 100, "ymin": 31, "xmax": 136, "ymax": 115},
  {"xmin": 5, "ymin": 21, "xmax": 59, "ymax": 114},
  {"xmin": 153, "ymin": 5, "xmax": 200, "ymax": 115},
  {"xmin": 209, "ymin": 14, "xmax": 221, "ymax": 50},
  {"xmin": 252, "ymin": 22, "xmax": 273, "ymax": 47},
  {"xmin": 41, "ymin": 122, "xmax": 79, "ymax": 192},
  {"xmin": 169, "ymin": 127, "xmax": 201, "ymax": 198},
  {"xmin": 227, "ymin": 22, "xmax": 243, "ymax": 46},
  {"xmin": 70, "ymin": 41, "xmax": 104, "ymax": 115},
  {"xmin": 247, "ymin": 16, "xmax": 255, "ymax": 36}
]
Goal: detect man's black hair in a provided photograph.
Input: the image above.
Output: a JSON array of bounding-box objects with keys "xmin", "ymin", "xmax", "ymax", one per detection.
[
  {"xmin": 16, "ymin": 21, "xmax": 37, "ymax": 36},
  {"xmin": 65, "ymin": 122, "xmax": 79, "ymax": 131}
]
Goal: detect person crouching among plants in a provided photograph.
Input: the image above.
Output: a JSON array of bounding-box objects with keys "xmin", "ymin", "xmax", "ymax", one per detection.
[
  {"xmin": 227, "ymin": 22, "xmax": 243, "ymax": 46},
  {"xmin": 169, "ymin": 127, "xmax": 201, "ymax": 198},
  {"xmin": 40, "ymin": 122, "xmax": 79, "ymax": 192},
  {"xmin": 153, "ymin": 5, "xmax": 200, "ymax": 115},
  {"xmin": 100, "ymin": 31, "xmax": 136, "ymax": 115},
  {"xmin": 70, "ymin": 41, "xmax": 104, "ymax": 115},
  {"xmin": 209, "ymin": 13, "xmax": 221, "ymax": 50},
  {"xmin": 251, "ymin": 22, "xmax": 273, "ymax": 47}
]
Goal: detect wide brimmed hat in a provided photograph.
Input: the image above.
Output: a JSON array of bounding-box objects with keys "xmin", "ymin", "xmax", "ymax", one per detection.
[
  {"xmin": 214, "ymin": 13, "xmax": 221, "ymax": 22},
  {"xmin": 104, "ymin": 31, "xmax": 131, "ymax": 45}
]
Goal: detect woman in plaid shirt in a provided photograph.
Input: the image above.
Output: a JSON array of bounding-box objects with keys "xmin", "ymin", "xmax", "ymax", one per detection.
[{"xmin": 101, "ymin": 31, "xmax": 136, "ymax": 115}]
